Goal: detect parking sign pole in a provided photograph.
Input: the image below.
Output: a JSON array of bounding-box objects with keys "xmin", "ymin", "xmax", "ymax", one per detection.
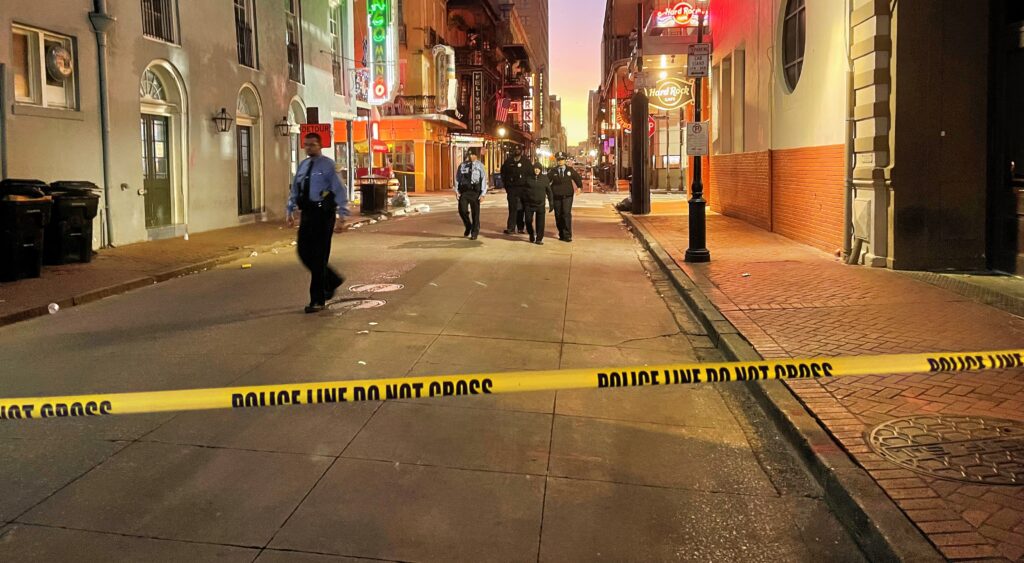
[{"xmin": 685, "ymin": 4, "xmax": 711, "ymax": 263}]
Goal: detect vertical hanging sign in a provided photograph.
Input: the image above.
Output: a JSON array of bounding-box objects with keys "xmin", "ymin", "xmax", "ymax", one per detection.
[
  {"xmin": 367, "ymin": 0, "xmax": 396, "ymax": 105},
  {"xmin": 472, "ymin": 71, "xmax": 483, "ymax": 133}
]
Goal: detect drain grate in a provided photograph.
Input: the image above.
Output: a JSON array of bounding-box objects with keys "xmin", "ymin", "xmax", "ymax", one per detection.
[
  {"xmin": 328, "ymin": 298, "xmax": 387, "ymax": 312},
  {"xmin": 867, "ymin": 415, "xmax": 1024, "ymax": 485}
]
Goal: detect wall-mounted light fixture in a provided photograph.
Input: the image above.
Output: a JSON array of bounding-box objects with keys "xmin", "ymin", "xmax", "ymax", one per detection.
[
  {"xmin": 212, "ymin": 107, "xmax": 234, "ymax": 133},
  {"xmin": 274, "ymin": 116, "xmax": 291, "ymax": 137}
]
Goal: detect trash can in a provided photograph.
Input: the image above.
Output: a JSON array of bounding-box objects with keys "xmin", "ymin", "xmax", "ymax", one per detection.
[
  {"xmin": 0, "ymin": 179, "xmax": 52, "ymax": 282},
  {"xmin": 43, "ymin": 181, "xmax": 101, "ymax": 264},
  {"xmin": 359, "ymin": 175, "xmax": 389, "ymax": 215},
  {"xmin": 491, "ymin": 173, "xmax": 504, "ymax": 190}
]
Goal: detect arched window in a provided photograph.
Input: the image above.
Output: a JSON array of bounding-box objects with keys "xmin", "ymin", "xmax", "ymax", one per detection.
[
  {"xmin": 782, "ymin": 0, "xmax": 806, "ymax": 91},
  {"xmin": 139, "ymin": 69, "xmax": 166, "ymax": 101}
]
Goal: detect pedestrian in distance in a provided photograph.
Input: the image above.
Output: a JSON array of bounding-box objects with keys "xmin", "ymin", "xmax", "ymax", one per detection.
[
  {"xmin": 286, "ymin": 133, "xmax": 349, "ymax": 314},
  {"xmin": 523, "ymin": 162, "xmax": 554, "ymax": 245},
  {"xmin": 455, "ymin": 149, "xmax": 487, "ymax": 240},
  {"xmin": 549, "ymin": 151, "xmax": 584, "ymax": 242},
  {"xmin": 500, "ymin": 146, "xmax": 533, "ymax": 235}
]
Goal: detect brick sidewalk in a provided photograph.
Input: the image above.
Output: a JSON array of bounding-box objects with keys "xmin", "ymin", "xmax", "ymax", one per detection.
[{"xmin": 636, "ymin": 212, "xmax": 1024, "ymax": 562}]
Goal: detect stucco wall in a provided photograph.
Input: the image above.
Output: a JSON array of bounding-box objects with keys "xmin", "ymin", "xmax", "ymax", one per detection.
[
  {"xmin": 709, "ymin": 0, "xmax": 847, "ymax": 153},
  {"xmin": 1, "ymin": 0, "xmax": 359, "ymax": 247}
]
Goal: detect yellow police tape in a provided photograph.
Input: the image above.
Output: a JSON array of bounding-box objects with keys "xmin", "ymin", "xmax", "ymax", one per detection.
[{"xmin": 1, "ymin": 350, "xmax": 1022, "ymax": 421}]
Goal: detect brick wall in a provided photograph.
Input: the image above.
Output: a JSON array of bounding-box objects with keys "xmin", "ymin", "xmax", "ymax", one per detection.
[
  {"xmin": 707, "ymin": 144, "xmax": 845, "ymax": 253},
  {"xmin": 770, "ymin": 145, "xmax": 845, "ymax": 253},
  {"xmin": 708, "ymin": 151, "xmax": 771, "ymax": 230}
]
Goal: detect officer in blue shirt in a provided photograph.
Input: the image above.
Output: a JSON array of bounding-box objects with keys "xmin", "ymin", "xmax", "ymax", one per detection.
[
  {"xmin": 287, "ymin": 133, "xmax": 349, "ymax": 313},
  {"xmin": 455, "ymin": 149, "xmax": 487, "ymax": 240}
]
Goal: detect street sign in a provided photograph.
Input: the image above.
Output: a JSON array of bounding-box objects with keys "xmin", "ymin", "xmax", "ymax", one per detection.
[
  {"xmin": 686, "ymin": 121, "xmax": 709, "ymax": 156},
  {"xmin": 687, "ymin": 43, "xmax": 710, "ymax": 78},
  {"xmin": 648, "ymin": 115, "xmax": 656, "ymax": 137},
  {"xmin": 299, "ymin": 123, "xmax": 332, "ymax": 148}
]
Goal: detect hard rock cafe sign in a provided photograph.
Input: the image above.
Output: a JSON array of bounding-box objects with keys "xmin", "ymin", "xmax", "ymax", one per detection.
[
  {"xmin": 654, "ymin": 1, "xmax": 703, "ymax": 28},
  {"xmin": 645, "ymin": 77, "xmax": 693, "ymax": 111}
]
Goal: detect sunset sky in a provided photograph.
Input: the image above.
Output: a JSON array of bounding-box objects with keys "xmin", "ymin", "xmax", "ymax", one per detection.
[{"xmin": 549, "ymin": 0, "xmax": 604, "ymax": 145}]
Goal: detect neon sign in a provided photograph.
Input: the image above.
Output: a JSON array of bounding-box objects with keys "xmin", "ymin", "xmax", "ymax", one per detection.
[
  {"xmin": 646, "ymin": 78, "xmax": 694, "ymax": 111},
  {"xmin": 654, "ymin": 2, "xmax": 706, "ymax": 28},
  {"xmin": 367, "ymin": 0, "xmax": 396, "ymax": 105}
]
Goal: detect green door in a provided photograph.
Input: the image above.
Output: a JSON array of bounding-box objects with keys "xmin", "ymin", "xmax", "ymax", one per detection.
[{"xmin": 141, "ymin": 114, "xmax": 173, "ymax": 228}]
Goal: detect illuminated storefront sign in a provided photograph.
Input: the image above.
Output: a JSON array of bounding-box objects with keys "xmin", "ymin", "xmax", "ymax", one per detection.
[
  {"xmin": 471, "ymin": 71, "xmax": 483, "ymax": 133},
  {"xmin": 367, "ymin": 0, "xmax": 397, "ymax": 105},
  {"xmin": 646, "ymin": 77, "xmax": 693, "ymax": 110},
  {"xmin": 654, "ymin": 2, "xmax": 707, "ymax": 28}
]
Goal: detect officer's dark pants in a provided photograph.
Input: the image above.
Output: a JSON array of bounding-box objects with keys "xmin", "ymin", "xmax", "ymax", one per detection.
[
  {"xmin": 297, "ymin": 205, "xmax": 342, "ymax": 306},
  {"xmin": 524, "ymin": 203, "xmax": 546, "ymax": 242},
  {"xmin": 458, "ymin": 188, "xmax": 481, "ymax": 236},
  {"xmin": 553, "ymin": 195, "xmax": 574, "ymax": 240},
  {"xmin": 506, "ymin": 187, "xmax": 526, "ymax": 232}
]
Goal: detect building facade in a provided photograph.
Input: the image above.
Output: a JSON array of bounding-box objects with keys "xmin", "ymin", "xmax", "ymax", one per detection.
[
  {"xmin": 595, "ymin": 0, "xmax": 1024, "ymax": 272},
  {"xmin": 2, "ymin": 0, "xmax": 361, "ymax": 247}
]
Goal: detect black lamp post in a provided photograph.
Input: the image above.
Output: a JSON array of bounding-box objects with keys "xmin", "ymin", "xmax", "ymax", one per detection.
[{"xmin": 685, "ymin": 0, "xmax": 711, "ymax": 263}]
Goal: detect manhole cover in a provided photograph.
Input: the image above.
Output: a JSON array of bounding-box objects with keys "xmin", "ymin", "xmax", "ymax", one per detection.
[
  {"xmin": 348, "ymin": 283, "xmax": 405, "ymax": 293},
  {"xmin": 328, "ymin": 298, "xmax": 387, "ymax": 312},
  {"xmin": 868, "ymin": 416, "xmax": 1024, "ymax": 485}
]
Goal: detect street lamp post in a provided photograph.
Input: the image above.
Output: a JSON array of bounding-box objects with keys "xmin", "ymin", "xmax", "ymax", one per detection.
[{"xmin": 685, "ymin": 0, "xmax": 711, "ymax": 263}]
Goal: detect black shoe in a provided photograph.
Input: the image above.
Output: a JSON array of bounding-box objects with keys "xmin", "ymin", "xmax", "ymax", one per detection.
[
  {"xmin": 529, "ymin": 235, "xmax": 535, "ymax": 243},
  {"xmin": 503, "ymin": 229, "xmax": 514, "ymax": 235},
  {"xmin": 464, "ymin": 228, "xmax": 472, "ymax": 237},
  {"xmin": 517, "ymin": 229, "xmax": 527, "ymax": 234},
  {"xmin": 535, "ymin": 240, "xmax": 544, "ymax": 245},
  {"xmin": 470, "ymin": 233, "xmax": 478, "ymax": 240},
  {"xmin": 304, "ymin": 303, "xmax": 325, "ymax": 314},
  {"xmin": 564, "ymin": 237, "xmax": 572, "ymax": 243}
]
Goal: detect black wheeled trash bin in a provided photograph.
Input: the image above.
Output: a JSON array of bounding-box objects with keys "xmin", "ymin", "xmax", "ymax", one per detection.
[
  {"xmin": 43, "ymin": 181, "xmax": 101, "ymax": 264},
  {"xmin": 359, "ymin": 175, "xmax": 389, "ymax": 215},
  {"xmin": 0, "ymin": 179, "xmax": 52, "ymax": 282}
]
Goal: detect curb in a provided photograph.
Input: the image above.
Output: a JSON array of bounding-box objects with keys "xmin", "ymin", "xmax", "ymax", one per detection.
[
  {"xmin": 0, "ymin": 209, "xmax": 422, "ymax": 328},
  {"xmin": 622, "ymin": 213, "xmax": 944, "ymax": 563}
]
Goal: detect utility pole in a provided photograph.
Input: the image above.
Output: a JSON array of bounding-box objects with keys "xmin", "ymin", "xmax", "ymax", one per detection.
[{"xmin": 685, "ymin": 0, "xmax": 711, "ymax": 263}]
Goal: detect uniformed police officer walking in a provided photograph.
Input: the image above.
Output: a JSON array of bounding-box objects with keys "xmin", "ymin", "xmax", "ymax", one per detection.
[
  {"xmin": 500, "ymin": 146, "xmax": 533, "ymax": 235},
  {"xmin": 455, "ymin": 149, "xmax": 487, "ymax": 240},
  {"xmin": 286, "ymin": 133, "xmax": 349, "ymax": 313},
  {"xmin": 523, "ymin": 162, "xmax": 553, "ymax": 244},
  {"xmin": 549, "ymin": 152, "xmax": 584, "ymax": 242}
]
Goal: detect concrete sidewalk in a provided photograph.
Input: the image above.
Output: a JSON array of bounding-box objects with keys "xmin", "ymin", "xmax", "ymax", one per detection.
[
  {"xmin": 0, "ymin": 210, "xmax": 427, "ymax": 327},
  {"xmin": 630, "ymin": 210, "xmax": 1024, "ymax": 561}
]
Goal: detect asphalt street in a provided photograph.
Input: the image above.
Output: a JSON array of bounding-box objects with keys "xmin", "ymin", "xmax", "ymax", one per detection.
[{"xmin": 0, "ymin": 194, "xmax": 866, "ymax": 562}]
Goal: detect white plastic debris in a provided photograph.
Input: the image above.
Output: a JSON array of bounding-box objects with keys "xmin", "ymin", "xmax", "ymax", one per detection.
[
  {"xmin": 428, "ymin": 282, "xmax": 438, "ymax": 287},
  {"xmin": 184, "ymin": 233, "xmax": 190, "ymax": 241},
  {"xmin": 474, "ymin": 281, "xmax": 487, "ymax": 287},
  {"xmin": 379, "ymin": 215, "xmax": 388, "ymax": 221},
  {"xmin": 358, "ymin": 361, "xmax": 367, "ymax": 365},
  {"xmin": 291, "ymin": 241, "xmax": 298, "ymax": 246},
  {"xmin": 47, "ymin": 303, "xmax": 60, "ymax": 315},
  {"xmin": 357, "ymin": 330, "xmax": 370, "ymax": 335},
  {"xmin": 250, "ymin": 251, "xmax": 258, "ymax": 257},
  {"xmin": 741, "ymin": 273, "xmax": 751, "ymax": 278},
  {"xmin": 369, "ymin": 220, "xmax": 378, "ymax": 225},
  {"xmin": 272, "ymin": 248, "xmax": 279, "ymax": 254},
  {"xmin": 241, "ymin": 264, "xmax": 252, "ymax": 269},
  {"xmin": 369, "ymin": 322, "xmax": 379, "ymax": 326}
]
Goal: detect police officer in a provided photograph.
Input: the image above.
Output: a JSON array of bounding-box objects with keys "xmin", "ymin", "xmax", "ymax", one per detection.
[
  {"xmin": 522, "ymin": 162, "xmax": 553, "ymax": 245},
  {"xmin": 500, "ymin": 146, "xmax": 533, "ymax": 235},
  {"xmin": 549, "ymin": 151, "xmax": 584, "ymax": 242},
  {"xmin": 287, "ymin": 133, "xmax": 349, "ymax": 313},
  {"xmin": 455, "ymin": 149, "xmax": 487, "ymax": 240}
]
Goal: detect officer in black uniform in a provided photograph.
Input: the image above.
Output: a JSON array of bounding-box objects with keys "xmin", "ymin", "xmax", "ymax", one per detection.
[
  {"xmin": 455, "ymin": 149, "xmax": 488, "ymax": 240},
  {"xmin": 549, "ymin": 151, "xmax": 584, "ymax": 242},
  {"xmin": 500, "ymin": 146, "xmax": 532, "ymax": 234},
  {"xmin": 522, "ymin": 162, "xmax": 553, "ymax": 245}
]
